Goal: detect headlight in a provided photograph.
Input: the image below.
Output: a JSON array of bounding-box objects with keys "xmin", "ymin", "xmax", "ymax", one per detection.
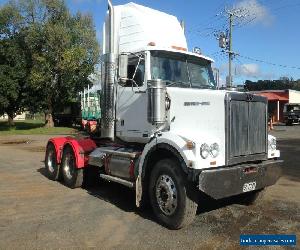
[
  {"xmin": 200, "ymin": 143, "xmax": 210, "ymax": 159},
  {"xmin": 210, "ymin": 143, "xmax": 220, "ymax": 158},
  {"xmin": 268, "ymin": 138, "xmax": 276, "ymax": 150}
]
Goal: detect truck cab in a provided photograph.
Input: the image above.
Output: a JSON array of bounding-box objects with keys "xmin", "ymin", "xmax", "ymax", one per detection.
[
  {"xmin": 115, "ymin": 47, "xmax": 216, "ymax": 143},
  {"xmin": 44, "ymin": 1, "xmax": 282, "ymax": 229}
]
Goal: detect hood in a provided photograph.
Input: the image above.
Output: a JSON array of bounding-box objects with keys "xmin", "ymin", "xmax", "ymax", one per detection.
[{"xmin": 167, "ymin": 87, "xmax": 227, "ymax": 143}]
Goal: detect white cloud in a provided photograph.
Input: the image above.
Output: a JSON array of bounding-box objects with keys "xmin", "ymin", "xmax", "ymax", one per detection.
[
  {"xmin": 235, "ymin": 63, "xmax": 260, "ymax": 77},
  {"xmin": 235, "ymin": 0, "xmax": 274, "ymax": 26},
  {"xmin": 219, "ymin": 62, "xmax": 275, "ymax": 79}
]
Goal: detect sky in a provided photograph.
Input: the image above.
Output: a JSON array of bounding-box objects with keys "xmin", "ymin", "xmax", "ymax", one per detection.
[{"xmin": 1, "ymin": 0, "xmax": 300, "ymax": 85}]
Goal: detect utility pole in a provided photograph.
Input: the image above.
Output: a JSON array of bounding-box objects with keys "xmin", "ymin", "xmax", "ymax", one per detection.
[
  {"xmin": 228, "ymin": 13, "xmax": 233, "ymax": 88},
  {"xmin": 217, "ymin": 7, "xmax": 246, "ymax": 89}
]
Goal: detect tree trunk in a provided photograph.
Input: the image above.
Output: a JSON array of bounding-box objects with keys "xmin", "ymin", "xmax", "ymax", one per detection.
[
  {"xmin": 45, "ymin": 113, "xmax": 54, "ymax": 128},
  {"xmin": 44, "ymin": 100, "xmax": 54, "ymax": 128},
  {"xmin": 7, "ymin": 112, "xmax": 15, "ymax": 127}
]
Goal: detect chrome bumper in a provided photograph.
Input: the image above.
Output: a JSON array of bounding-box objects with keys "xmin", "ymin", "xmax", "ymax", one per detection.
[{"xmin": 198, "ymin": 159, "xmax": 283, "ymax": 199}]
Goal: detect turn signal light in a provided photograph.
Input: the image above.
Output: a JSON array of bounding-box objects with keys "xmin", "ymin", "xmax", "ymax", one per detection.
[{"xmin": 186, "ymin": 141, "xmax": 195, "ymax": 149}]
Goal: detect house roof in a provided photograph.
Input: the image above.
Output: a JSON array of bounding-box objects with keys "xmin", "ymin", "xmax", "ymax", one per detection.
[{"xmin": 256, "ymin": 92, "xmax": 288, "ymax": 101}]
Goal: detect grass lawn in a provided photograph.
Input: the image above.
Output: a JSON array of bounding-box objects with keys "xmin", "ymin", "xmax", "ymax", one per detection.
[{"xmin": 0, "ymin": 120, "xmax": 77, "ymax": 135}]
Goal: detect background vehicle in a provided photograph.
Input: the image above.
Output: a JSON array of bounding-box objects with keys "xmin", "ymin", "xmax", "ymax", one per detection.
[
  {"xmin": 44, "ymin": 1, "xmax": 282, "ymax": 229},
  {"xmin": 53, "ymin": 101, "xmax": 81, "ymax": 127},
  {"xmin": 80, "ymin": 85, "xmax": 101, "ymax": 133},
  {"xmin": 283, "ymin": 103, "xmax": 300, "ymax": 125}
]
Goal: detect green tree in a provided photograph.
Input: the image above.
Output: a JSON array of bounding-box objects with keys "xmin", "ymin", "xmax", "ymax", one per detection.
[
  {"xmin": 0, "ymin": 2, "xmax": 28, "ymax": 126},
  {"xmin": 25, "ymin": 0, "xmax": 100, "ymax": 127},
  {"xmin": 0, "ymin": 0, "xmax": 100, "ymax": 127},
  {"xmin": 245, "ymin": 79, "xmax": 300, "ymax": 91}
]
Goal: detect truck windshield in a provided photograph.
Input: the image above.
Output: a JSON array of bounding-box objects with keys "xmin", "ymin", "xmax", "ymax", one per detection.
[{"xmin": 151, "ymin": 50, "xmax": 216, "ymax": 89}]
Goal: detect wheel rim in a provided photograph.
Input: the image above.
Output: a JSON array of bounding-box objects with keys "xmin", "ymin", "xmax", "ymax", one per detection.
[
  {"xmin": 155, "ymin": 174, "xmax": 178, "ymax": 216},
  {"xmin": 63, "ymin": 152, "xmax": 74, "ymax": 180},
  {"xmin": 47, "ymin": 149, "xmax": 55, "ymax": 173}
]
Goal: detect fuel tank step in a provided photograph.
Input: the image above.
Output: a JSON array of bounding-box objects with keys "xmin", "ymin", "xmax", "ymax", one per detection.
[{"xmin": 100, "ymin": 174, "xmax": 135, "ymax": 188}]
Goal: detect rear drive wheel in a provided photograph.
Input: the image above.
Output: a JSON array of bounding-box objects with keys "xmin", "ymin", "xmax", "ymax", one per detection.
[
  {"xmin": 45, "ymin": 143, "xmax": 60, "ymax": 180},
  {"xmin": 61, "ymin": 145, "xmax": 83, "ymax": 188},
  {"xmin": 149, "ymin": 159, "xmax": 198, "ymax": 229}
]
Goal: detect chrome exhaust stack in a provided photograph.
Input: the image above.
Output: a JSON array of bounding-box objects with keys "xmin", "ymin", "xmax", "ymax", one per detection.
[{"xmin": 100, "ymin": 0, "xmax": 115, "ymax": 140}]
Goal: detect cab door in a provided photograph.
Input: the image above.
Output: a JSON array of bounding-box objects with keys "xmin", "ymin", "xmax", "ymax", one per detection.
[{"xmin": 116, "ymin": 53, "xmax": 152, "ymax": 143}]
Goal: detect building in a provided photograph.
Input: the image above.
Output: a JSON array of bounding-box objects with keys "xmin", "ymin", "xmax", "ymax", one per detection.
[
  {"xmin": 252, "ymin": 89, "xmax": 300, "ymax": 123},
  {"xmin": 0, "ymin": 112, "xmax": 27, "ymax": 121}
]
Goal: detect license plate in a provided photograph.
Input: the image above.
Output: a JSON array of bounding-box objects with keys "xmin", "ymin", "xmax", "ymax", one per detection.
[{"xmin": 243, "ymin": 181, "xmax": 256, "ymax": 192}]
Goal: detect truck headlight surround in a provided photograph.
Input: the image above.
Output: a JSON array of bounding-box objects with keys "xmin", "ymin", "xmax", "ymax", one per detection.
[
  {"xmin": 210, "ymin": 143, "xmax": 220, "ymax": 158},
  {"xmin": 268, "ymin": 138, "xmax": 276, "ymax": 150},
  {"xmin": 200, "ymin": 143, "xmax": 210, "ymax": 159}
]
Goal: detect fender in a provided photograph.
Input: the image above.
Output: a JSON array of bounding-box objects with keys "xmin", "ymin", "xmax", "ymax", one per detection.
[
  {"xmin": 63, "ymin": 137, "xmax": 97, "ymax": 168},
  {"xmin": 135, "ymin": 132, "xmax": 196, "ymax": 207},
  {"xmin": 138, "ymin": 132, "xmax": 196, "ymax": 176},
  {"xmin": 48, "ymin": 137, "xmax": 69, "ymax": 164}
]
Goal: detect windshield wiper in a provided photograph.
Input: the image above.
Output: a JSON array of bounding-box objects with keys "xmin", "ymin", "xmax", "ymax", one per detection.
[
  {"xmin": 193, "ymin": 85, "xmax": 215, "ymax": 89},
  {"xmin": 166, "ymin": 80, "xmax": 190, "ymax": 87}
]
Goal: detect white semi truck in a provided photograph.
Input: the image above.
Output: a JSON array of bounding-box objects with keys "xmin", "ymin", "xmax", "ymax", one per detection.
[{"xmin": 45, "ymin": 1, "xmax": 282, "ymax": 229}]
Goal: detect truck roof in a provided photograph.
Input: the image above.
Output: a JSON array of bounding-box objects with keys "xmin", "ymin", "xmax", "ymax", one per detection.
[
  {"xmin": 103, "ymin": 2, "xmax": 187, "ymax": 55},
  {"xmin": 128, "ymin": 46, "xmax": 214, "ymax": 62}
]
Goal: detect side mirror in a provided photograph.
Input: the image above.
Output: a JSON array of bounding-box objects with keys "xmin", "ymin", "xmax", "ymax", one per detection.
[{"xmin": 118, "ymin": 54, "xmax": 128, "ymax": 84}]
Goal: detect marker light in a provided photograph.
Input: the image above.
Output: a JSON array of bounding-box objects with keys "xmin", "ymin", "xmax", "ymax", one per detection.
[
  {"xmin": 186, "ymin": 141, "xmax": 195, "ymax": 150},
  {"xmin": 171, "ymin": 45, "xmax": 187, "ymax": 51}
]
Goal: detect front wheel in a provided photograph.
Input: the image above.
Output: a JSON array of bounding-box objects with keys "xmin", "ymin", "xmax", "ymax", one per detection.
[
  {"xmin": 149, "ymin": 159, "xmax": 198, "ymax": 229},
  {"xmin": 61, "ymin": 145, "xmax": 83, "ymax": 188}
]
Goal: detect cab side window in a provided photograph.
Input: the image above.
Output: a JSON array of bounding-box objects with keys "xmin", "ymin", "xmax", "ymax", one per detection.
[{"xmin": 125, "ymin": 58, "xmax": 145, "ymax": 87}]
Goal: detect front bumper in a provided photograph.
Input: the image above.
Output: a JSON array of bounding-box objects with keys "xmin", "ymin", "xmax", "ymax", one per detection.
[{"xmin": 198, "ymin": 159, "xmax": 283, "ymax": 199}]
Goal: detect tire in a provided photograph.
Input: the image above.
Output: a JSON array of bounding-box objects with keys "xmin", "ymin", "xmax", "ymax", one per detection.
[
  {"xmin": 241, "ymin": 189, "xmax": 265, "ymax": 206},
  {"xmin": 149, "ymin": 159, "xmax": 198, "ymax": 229},
  {"xmin": 45, "ymin": 143, "xmax": 60, "ymax": 181},
  {"xmin": 61, "ymin": 145, "xmax": 83, "ymax": 188}
]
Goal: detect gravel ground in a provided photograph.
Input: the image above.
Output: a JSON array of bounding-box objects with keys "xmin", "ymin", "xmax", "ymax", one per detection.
[{"xmin": 0, "ymin": 127, "xmax": 299, "ymax": 249}]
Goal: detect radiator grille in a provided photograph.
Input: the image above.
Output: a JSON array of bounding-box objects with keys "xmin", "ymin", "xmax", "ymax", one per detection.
[{"xmin": 226, "ymin": 93, "xmax": 267, "ymax": 165}]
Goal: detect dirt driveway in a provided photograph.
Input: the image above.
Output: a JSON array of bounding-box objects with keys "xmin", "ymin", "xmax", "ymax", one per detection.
[{"xmin": 0, "ymin": 128, "xmax": 299, "ymax": 249}]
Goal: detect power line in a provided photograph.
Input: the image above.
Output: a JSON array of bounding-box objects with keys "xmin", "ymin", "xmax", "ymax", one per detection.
[
  {"xmin": 238, "ymin": 54, "xmax": 300, "ymax": 70},
  {"xmin": 210, "ymin": 51, "xmax": 228, "ymax": 62},
  {"xmin": 187, "ymin": 14, "xmax": 223, "ymax": 34},
  {"xmin": 271, "ymin": 2, "xmax": 300, "ymax": 13}
]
